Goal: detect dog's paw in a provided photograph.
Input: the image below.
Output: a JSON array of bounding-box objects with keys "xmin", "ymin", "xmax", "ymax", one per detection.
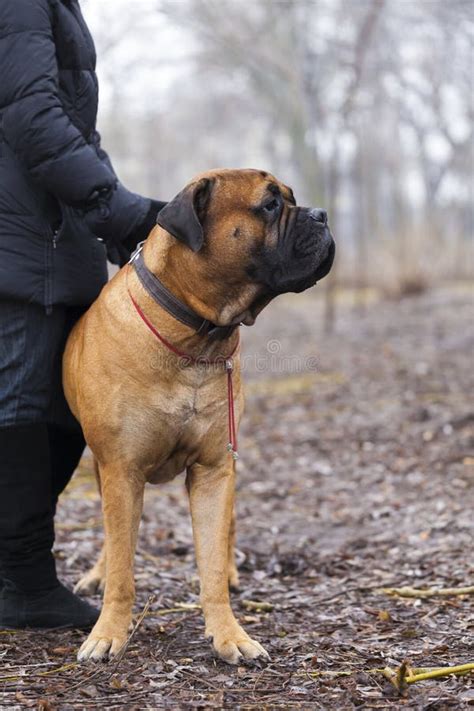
[
  {"xmin": 206, "ymin": 621, "xmax": 270, "ymax": 665},
  {"xmin": 77, "ymin": 628, "xmax": 127, "ymax": 662},
  {"xmin": 74, "ymin": 570, "xmax": 105, "ymax": 597}
]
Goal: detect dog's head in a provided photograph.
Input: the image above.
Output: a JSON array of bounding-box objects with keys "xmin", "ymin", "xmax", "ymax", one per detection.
[{"xmin": 156, "ymin": 169, "xmax": 335, "ymax": 326}]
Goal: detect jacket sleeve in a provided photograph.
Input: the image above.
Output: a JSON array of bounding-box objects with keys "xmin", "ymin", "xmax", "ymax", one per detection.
[
  {"xmin": 82, "ymin": 132, "xmax": 154, "ymax": 252},
  {"xmin": 0, "ymin": 0, "xmax": 115, "ymax": 205}
]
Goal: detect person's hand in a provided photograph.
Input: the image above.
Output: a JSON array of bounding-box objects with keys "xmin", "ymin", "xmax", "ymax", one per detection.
[
  {"xmin": 123, "ymin": 199, "xmax": 167, "ymax": 252},
  {"xmin": 84, "ymin": 184, "xmax": 166, "ymax": 265}
]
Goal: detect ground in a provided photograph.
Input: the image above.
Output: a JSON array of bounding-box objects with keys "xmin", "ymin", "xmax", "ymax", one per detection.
[{"xmin": 1, "ymin": 285, "xmax": 473, "ymax": 710}]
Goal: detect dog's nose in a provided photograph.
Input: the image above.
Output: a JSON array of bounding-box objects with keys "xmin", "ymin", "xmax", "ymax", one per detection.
[{"xmin": 310, "ymin": 208, "xmax": 327, "ymax": 225}]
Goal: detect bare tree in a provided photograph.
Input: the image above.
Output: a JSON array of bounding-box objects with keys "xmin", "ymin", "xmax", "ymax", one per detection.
[{"xmin": 84, "ymin": 0, "xmax": 472, "ymax": 305}]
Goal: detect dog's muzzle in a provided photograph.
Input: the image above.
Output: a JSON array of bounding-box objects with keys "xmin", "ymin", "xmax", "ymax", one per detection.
[
  {"xmin": 292, "ymin": 207, "xmax": 335, "ymax": 283},
  {"xmin": 247, "ymin": 205, "xmax": 335, "ymax": 295}
]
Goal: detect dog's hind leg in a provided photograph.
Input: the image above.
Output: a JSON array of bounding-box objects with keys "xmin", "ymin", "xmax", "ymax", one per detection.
[
  {"xmin": 74, "ymin": 543, "xmax": 106, "ymax": 596},
  {"xmin": 227, "ymin": 507, "xmax": 240, "ymax": 591},
  {"xmin": 74, "ymin": 458, "xmax": 106, "ymax": 596}
]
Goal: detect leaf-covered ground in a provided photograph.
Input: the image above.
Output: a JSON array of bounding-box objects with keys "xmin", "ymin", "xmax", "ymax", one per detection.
[{"xmin": 1, "ymin": 285, "xmax": 473, "ymax": 709}]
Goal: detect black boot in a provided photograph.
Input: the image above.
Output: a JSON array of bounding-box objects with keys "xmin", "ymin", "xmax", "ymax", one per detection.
[
  {"xmin": 0, "ymin": 423, "xmax": 98, "ymax": 629},
  {"xmin": 0, "ymin": 579, "xmax": 99, "ymax": 629}
]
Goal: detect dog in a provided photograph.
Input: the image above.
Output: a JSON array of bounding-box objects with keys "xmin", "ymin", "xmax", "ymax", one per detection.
[{"xmin": 63, "ymin": 168, "xmax": 335, "ymax": 664}]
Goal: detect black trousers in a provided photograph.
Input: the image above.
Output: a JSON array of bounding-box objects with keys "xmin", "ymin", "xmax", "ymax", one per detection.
[
  {"xmin": 0, "ymin": 299, "xmax": 85, "ymax": 428},
  {"xmin": 0, "ymin": 300, "xmax": 86, "ymax": 590}
]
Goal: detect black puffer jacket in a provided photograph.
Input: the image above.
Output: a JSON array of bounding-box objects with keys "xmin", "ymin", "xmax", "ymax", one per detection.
[{"xmin": 0, "ymin": 0, "xmax": 156, "ymax": 308}]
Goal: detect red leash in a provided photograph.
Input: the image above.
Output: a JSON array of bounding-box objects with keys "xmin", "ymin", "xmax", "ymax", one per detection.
[{"xmin": 128, "ymin": 289, "xmax": 240, "ymax": 459}]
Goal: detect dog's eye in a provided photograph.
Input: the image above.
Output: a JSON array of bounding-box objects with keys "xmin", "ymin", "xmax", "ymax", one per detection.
[{"xmin": 263, "ymin": 199, "xmax": 279, "ymax": 213}]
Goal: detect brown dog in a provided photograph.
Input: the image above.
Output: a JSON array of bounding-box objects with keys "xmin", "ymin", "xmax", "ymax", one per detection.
[{"xmin": 63, "ymin": 169, "xmax": 334, "ymax": 665}]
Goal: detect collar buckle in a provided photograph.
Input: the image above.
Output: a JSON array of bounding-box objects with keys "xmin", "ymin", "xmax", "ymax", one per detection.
[{"xmin": 128, "ymin": 240, "xmax": 145, "ymax": 264}]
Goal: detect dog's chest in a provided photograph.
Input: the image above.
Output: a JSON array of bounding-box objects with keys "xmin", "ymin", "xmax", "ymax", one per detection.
[{"xmin": 138, "ymin": 374, "xmax": 230, "ymax": 483}]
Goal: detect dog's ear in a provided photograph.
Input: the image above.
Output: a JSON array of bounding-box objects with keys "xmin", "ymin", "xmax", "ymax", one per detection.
[{"xmin": 156, "ymin": 178, "xmax": 214, "ymax": 252}]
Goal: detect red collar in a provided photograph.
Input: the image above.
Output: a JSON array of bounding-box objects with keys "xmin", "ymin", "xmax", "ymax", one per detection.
[{"xmin": 128, "ymin": 286, "xmax": 240, "ymax": 459}]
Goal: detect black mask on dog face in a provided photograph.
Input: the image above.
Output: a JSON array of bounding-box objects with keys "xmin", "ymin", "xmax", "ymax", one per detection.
[{"xmin": 247, "ymin": 200, "xmax": 335, "ymax": 295}]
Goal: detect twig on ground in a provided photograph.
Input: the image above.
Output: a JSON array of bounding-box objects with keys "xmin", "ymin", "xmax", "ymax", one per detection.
[
  {"xmin": 60, "ymin": 595, "xmax": 156, "ymax": 696},
  {"xmin": 59, "ymin": 665, "xmax": 106, "ymax": 695},
  {"xmin": 179, "ymin": 668, "xmax": 223, "ymax": 691},
  {"xmin": 382, "ymin": 585, "xmax": 474, "ymax": 598},
  {"xmin": 241, "ymin": 600, "xmax": 274, "ymax": 612},
  {"xmin": 0, "ymin": 663, "xmax": 78, "ymax": 684},
  {"xmin": 298, "ymin": 662, "xmax": 474, "ymax": 688},
  {"xmin": 316, "ymin": 580, "xmax": 404, "ymax": 604},
  {"xmin": 381, "ymin": 660, "xmax": 409, "ymax": 695},
  {"xmin": 406, "ymin": 663, "xmax": 474, "ymax": 683},
  {"xmin": 299, "ymin": 670, "xmax": 354, "ymax": 679},
  {"xmin": 109, "ymin": 594, "xmax": 156, "ymax": 672},
  {"xmin": 146, "ymin": 602, "xmax": 201, "ymax": 616}
]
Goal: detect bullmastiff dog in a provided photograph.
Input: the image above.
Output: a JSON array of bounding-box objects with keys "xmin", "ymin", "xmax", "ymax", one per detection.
[{"xmin": 64, "ymin": 168, "xmax": 335, "ymax": 665}]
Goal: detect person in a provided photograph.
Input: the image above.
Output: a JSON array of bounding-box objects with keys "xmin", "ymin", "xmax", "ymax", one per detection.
[{"xmin": 0, "ymin": 0, "xmax": 165, "ymax": 629}]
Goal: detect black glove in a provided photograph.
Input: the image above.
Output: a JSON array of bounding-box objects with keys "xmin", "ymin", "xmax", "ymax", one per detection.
[
  {"xmin": 122, "ymin": 199, "xmax": 167, "ymax": 254},
  {"xmin": 84, "ymin": 184, "xmax": 166, "ymax": 266},
  {"xmin": 107, "ymin": 199, "xmax": 167, "ymax": 266}
]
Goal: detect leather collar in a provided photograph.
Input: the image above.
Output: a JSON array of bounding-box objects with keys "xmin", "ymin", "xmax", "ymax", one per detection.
[{"xmin": 129, "ymin": 243, "xmax": 237, "ymax": 340}]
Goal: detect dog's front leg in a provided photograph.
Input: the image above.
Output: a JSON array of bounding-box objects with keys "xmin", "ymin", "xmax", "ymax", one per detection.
[
  {"xmin": 187, "ymin": 462, "xmax": 269, "ymax": 665},
  {"xmin": 78, "ymin": 465, "xmax": 144, "ymax": 662}
]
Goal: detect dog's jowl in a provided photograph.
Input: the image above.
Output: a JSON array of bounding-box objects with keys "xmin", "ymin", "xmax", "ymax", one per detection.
[{"xmin": 63, "ymin": 169, "xmax": 335, "ymax": 664}]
